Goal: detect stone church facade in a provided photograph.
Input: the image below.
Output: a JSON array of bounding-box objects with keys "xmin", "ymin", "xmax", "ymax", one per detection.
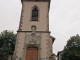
[{"xmin": 12, "ymin": 0, "xmax": 55, "ymax": 60}]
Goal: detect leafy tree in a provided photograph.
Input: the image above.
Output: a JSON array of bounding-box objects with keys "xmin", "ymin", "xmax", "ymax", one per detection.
[
  {"xmin": 0, "ymin": 30, "xmax": 16, "ymax": 60},
  {"xmin": 61, "ymin": 34, "xmax": 80, "ymax": 60}
]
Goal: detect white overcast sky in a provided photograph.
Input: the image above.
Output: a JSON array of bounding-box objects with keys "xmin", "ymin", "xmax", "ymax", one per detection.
[{"xmin": 0, "ymin": 0, "xmax": 80, "ymax": 55}]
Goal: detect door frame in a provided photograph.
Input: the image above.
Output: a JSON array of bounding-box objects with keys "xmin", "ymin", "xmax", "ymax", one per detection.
[
  {"xmin": 22, "ymin": 44, "xmax": 41, "ymax": 60},
  {"xmin": 26, "ymin": 47, "xmax": 38, "ymax": 60}
]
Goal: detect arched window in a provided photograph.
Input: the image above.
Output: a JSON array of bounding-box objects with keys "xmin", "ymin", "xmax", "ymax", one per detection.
[{"xmin": 32, "ymin": 7, "xmax": 38, "ymax": 21}]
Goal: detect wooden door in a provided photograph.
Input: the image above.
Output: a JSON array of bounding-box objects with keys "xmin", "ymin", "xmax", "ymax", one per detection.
[{"xmin": 26, "ymin": 47, "xmax": 38, "ymax": 60}]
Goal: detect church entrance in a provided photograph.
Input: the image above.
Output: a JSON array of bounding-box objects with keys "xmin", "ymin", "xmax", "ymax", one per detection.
[{"xmin": 26, "ymin": 47, "xmax": 38, "ymax": 60}]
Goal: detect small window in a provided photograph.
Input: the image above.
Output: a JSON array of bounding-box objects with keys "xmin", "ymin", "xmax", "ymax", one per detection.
[{"xmin": 32, "ymin": 7, "xmax": 38, "ymax": 21}]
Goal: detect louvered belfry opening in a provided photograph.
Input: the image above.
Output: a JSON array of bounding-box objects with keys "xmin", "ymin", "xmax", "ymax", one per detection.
[{"xmin": 32, "ymin": 7, "xmax": 38, "ymax": 21}]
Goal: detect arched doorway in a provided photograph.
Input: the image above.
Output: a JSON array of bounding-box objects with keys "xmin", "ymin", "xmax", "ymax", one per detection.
[{"xmin": 26, "ymin": 47, "xmax": 38, "ymax": 60}]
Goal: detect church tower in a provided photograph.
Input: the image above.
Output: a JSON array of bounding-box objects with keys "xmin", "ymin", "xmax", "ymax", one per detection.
[{"xmin": 13, "ymin": 0, "xmax": 55, "ymax": 60}]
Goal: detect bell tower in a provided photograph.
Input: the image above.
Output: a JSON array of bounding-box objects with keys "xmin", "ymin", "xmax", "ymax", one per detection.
[
  {"xmin": 19, "ymin": 0, "xmax": 50, "ymax": 31},
  {"xmin": 13, "ymin": 0, "xmax": 55, "ymax": 60}
]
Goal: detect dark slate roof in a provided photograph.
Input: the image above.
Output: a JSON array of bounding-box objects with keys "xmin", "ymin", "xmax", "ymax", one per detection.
[
  {"xmin": 50, "ymin": 36, "xmax": 56, "ymax": 44},
  {"xmin": 57, "ymin": 51, "xmax": 63, "ymax": 56}
]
